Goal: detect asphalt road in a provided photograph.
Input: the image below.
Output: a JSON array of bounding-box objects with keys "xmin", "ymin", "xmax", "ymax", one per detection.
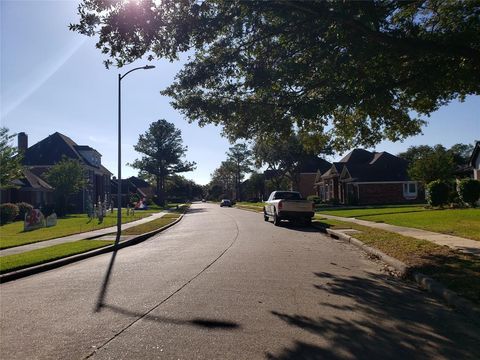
[{"xmin": 1, "ymin": 203, "xmax": 479, "ymax": 359}]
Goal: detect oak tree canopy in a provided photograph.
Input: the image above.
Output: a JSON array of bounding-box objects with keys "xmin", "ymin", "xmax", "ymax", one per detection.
[{"xmin": 71, "ymin": 0, "xmax": 480, "ymax": 151}]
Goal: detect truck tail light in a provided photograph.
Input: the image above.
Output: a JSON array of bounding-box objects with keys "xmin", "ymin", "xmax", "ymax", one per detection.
[{"xmin": 278, "ymin": 201, "xmax": 283, "ymax": 210}]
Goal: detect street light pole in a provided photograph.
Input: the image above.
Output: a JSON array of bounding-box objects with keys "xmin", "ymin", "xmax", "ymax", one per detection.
[
  {"xmin": 115, "ymin": 65, "xmax": 155, "ymax": 246},
  {"xmin": 96, "ymin": 64, "xmax": 155, "ymax": 312}
]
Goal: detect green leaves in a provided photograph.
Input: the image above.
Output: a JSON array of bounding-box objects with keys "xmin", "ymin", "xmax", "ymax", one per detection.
[
  {"xmin": 45, "ymin": 157, "xmax": 85, "ymax": 195},
  {"xmin": 72, "ymin": 0, "xmax": 480, "ymax": 149},
  {"xmin": 130, "ymin": 119, "xmax": 196, "ymax": 204},
  {"xmin": 400, "ymin": 144, "xmax": 455, "ymax": 183},
  {"xmin": 131, "ymin": 119, "xmax": 196, "ymax": 177},
  {"xmin": 45, "ymin": 157, "xmax": 86, "ymax": 216},
  {"xmin": 0, "ymin": 127, "xmax": 23, "ymax": 190}
]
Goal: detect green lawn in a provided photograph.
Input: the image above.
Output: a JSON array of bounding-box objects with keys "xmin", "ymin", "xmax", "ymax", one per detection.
[
  {"xmin": 121, "ymin": 214, "xmax": 181, "ymax": 235},
  {"xmin": 0, "ymin": 209, "xmax": 160, "ymax": 250},
  {"xmin": 0, "ymin": 240, "xmax": 114, "ymax": 274},
  {"xmin": 234, "ymin": 202, "xmax": 264, "ymax": 212},
  {"xmin": 315, "ymin": 205, "xmax": 427, "ymax": 218},
  {"xmin": 314, "ymin": 218, "xmax": 480, "ymax": 305},
  {"xmin": 316, "ymin": 206, "xmax": 480, "ymax": 241}
]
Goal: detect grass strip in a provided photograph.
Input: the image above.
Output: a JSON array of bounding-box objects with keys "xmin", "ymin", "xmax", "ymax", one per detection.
[
  {"xmin": 0, "ymin": 209, "xmax": 160, "ymax": 250},
  {"xmin": 121, "ymin": 215, "xmax": 180, "ymax": 235},
  {"xmin": 316, "ymin": 207, "xmax": 480, "ymax": 241},
  {"xmin": 315, "ymin": 205, "xmax": 426, "ymax": 218},
  {"xmin": 235, "ymin": 204, "xmax": 264, "ymax": 212},
  {"xmin": 0, "ymin": 240, "xmax": 114, "ymax": 274},
  {"xmin": 314, "ymin": 217, "xmax": 480, "ymax": 305}
]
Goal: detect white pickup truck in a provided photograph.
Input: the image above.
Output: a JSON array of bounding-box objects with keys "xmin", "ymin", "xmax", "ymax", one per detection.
[{"xmin": 263, "ymin": 191, "xmax": 315, "ymax": 226}]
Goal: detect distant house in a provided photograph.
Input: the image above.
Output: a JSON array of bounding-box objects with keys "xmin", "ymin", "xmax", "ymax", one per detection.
[
  {"xmin": 262, "ymin": 157, "xmax": 331, "ymax": 198},
  {"xmin": 111, "ymin": 176, "xmax": 154, "ymax": 207},
  {"xmin": 295, "ymin": 156, "xmax": 331, "ymax": 198},
  {"xmin": 314, "ymin": 149, "xmax": 421, "ymax": 205},
  {"xmin": 0, "ymin": 168, "xmax": 54, "ymax": 206},
  {"xmin": 470, "ymin": 141, "xmax": 480, "ymax": 180},
  {"xmin": 18, "ymin": 132, "xmax": 112, "ymax": 211}
]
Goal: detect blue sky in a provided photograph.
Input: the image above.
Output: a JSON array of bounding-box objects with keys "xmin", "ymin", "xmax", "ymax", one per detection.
[{"xmin": 1, "ymin": 1, "xmax": 479, "ymax": 185}]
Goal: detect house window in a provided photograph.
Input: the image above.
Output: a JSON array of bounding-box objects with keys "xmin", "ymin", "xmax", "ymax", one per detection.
[{"xmin": 403, "ymin": 182, "xmax": 417, "ymax": 199}]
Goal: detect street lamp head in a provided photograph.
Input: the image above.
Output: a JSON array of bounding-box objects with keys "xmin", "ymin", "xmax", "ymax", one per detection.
[{"xmin": 143, "ymin": 65, "xmax": 155, "ymax": 70}]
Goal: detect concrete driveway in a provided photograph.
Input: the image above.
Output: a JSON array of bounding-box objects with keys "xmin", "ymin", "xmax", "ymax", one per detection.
[{"xmin": 1, "ymin": 202, "xmax": 479, "ymax": 359}]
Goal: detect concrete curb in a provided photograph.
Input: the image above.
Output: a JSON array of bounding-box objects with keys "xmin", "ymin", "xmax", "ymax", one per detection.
[
  {"xmin": 0, "ymin": 214, "xmax": 184, "ymax": 284},
  {"xmin": 320, "ymin": 225, "xmax": 480, "ymax": 319},
  {"xmin": 325, "ymin": 228, "xmax": 408, "ymax": 274}
]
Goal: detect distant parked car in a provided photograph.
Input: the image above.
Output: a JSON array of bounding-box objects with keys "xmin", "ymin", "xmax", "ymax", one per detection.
[
  {"xmin": 202, "ymin": 199, "xmax": 206, "ymax": 202},
  {"xmin": 220, "ymin": 199, "xmax": 232, "ymax": 207}
]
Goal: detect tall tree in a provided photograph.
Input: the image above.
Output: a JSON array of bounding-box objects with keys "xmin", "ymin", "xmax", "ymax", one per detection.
[
  {"xmin": 448, "ymin": 143, "xmax": 476, "ymax": 168},
  {"xmin": 72, "ymin": 1, "xmax": 480, "ymax": 151},
  {"xmin": 253, "ymin": 133, "xmax": 330, "ymax": 190},
  {"xmin": 166, "ymin": 175, "xmax": 204, "ymax": 200},
  {"xmin": 244, "ymin": 172, "xmax": 266, "ymax": 201},
  {"xmin": 226, "ymin": 143, "xmax": 253, "ymax": 201},
  {"xmin": 45, "ymin": 157, "xmax": 85, "ymax": 216},
  {"xmin": 210, "ymin": 160, "xmax": 237, "ymax": 200},
  {"xmin": 130, "ymin": 120, "xmax": 196, "ymax": 206},
  {"xmin": 400, "ymin": 145, "xmax": 455, "ymax": 184},
  {"xmin": 0, "ymin": 127, "xmax": 23, "ymax": 189}
]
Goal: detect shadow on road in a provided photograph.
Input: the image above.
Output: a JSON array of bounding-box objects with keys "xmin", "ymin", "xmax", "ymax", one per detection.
[
  {"xmin": 185, "ymin": 208, "xmax": 207, "ymax": 214},
  {"xmin": 101, "ymin": 303, "xmax": 240, "ymax": 330},
  {"xmin": 274, "ymin": 222, "xmax": 325, "ymax": 233},
  {"xmin": 267, "ymin": 272, "xmax": 480, "ymax": 360}
]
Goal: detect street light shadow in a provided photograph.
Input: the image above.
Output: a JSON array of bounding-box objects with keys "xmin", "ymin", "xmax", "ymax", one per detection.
[{"xmin": 99, "ymin": 303, "xmax": 241, "ymax": 330}]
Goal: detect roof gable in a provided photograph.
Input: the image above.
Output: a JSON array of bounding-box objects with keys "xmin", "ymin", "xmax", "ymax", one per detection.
[
  {"xmin": 321, "ymin": 164, "xmax": 340, "ymax": 178},
  {"xmin": 128, "ymin": 176, "xmax": 151, "ymax": 188},
  {"xmin": 23, "ymin": 132, "xmax": 83, "ymax": 166},
  {"xmin": 299, "ymin": 156, "xmax": 331, "ymax": 173},
  {"xmin": 344, "ymin": 154, "xmax": 409, "ymax": 182},
  {"xmin": 17, "ymin": 169, "xmax": 54, "ymax": 191},
  {"xmin": 338, "ymin": 149, "xmax": 374, "ymax": 164}
]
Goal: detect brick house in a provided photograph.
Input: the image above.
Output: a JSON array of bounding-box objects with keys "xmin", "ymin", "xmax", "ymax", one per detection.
[
  {"xmin": 314, "ymin": 149, "xmax": 422, "ymax": 205},
  {"xmin": 295, "ymin": 156, "xmax": 331, "ymax": 198},
  {"xmin": 17, "ymin": 132, "xmax": 112, "ymax": 211}
]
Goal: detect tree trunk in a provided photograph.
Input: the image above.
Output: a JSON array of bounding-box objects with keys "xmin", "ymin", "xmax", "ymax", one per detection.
[{"xmin": 155, "ymin": 175, "xmax": 165, "ymax": 206}]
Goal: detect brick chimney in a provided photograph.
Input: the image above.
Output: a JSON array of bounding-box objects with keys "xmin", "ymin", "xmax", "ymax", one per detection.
[{"xmin": 18, "ymin": 132, "xmax": 28, "ymax": 152}]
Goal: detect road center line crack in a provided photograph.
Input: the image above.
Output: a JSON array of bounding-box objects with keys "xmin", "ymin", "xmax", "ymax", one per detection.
[{"xmin": 85, "ymin": 210, "xmax": 240, "ymax": 359}]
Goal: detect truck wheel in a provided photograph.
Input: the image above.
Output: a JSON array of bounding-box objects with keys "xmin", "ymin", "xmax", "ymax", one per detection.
[{"xmin": 273, "ymin": 212, "xmax": 281, "ymax": 226}]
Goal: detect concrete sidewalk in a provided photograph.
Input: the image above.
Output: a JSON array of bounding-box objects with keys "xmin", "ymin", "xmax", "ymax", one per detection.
[
  {"xmin": 0, "ymin": 211, "xmax": 167, "ymax": 256},
  {"xmin": 317, "ymin": 214, "xmax": 480, "ymax": 257}
]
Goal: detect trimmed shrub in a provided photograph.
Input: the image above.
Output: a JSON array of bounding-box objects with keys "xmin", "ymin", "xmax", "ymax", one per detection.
[
  {"xmin": 307, "ymin": 195, "xmax": 321, "ymax": 204},
  {"xmin": 426, "ymin": 180, "xmax": 450, "ymax": 207},
  {"xmin": 16, "ymin": 202, "xmax": 33, "ymax": 220},
  {"xmin": 458, "ymin": 178, "xmax": 480, "ymax": 207},
  {"xmin": 0, "ymin": 203, "xmax": 19, "ymax": 225}
]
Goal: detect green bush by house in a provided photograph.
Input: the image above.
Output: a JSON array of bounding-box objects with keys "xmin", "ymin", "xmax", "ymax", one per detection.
[
  {"xmin": 426, "ymin": 180, "xmax": 449, "ymax": 207},
  {"xmin": 458, "ymin": 178, "xmax": 480, "ymax": 207},
  {"xmin": 0, "ymin": 203, "xmax": 19, "ymax": 225}
]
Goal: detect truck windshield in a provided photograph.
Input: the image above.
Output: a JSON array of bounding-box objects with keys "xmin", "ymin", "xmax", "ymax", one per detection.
[{"xmin": 273, "ymin": 192, "xmax": 302, "ymax": 200}]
